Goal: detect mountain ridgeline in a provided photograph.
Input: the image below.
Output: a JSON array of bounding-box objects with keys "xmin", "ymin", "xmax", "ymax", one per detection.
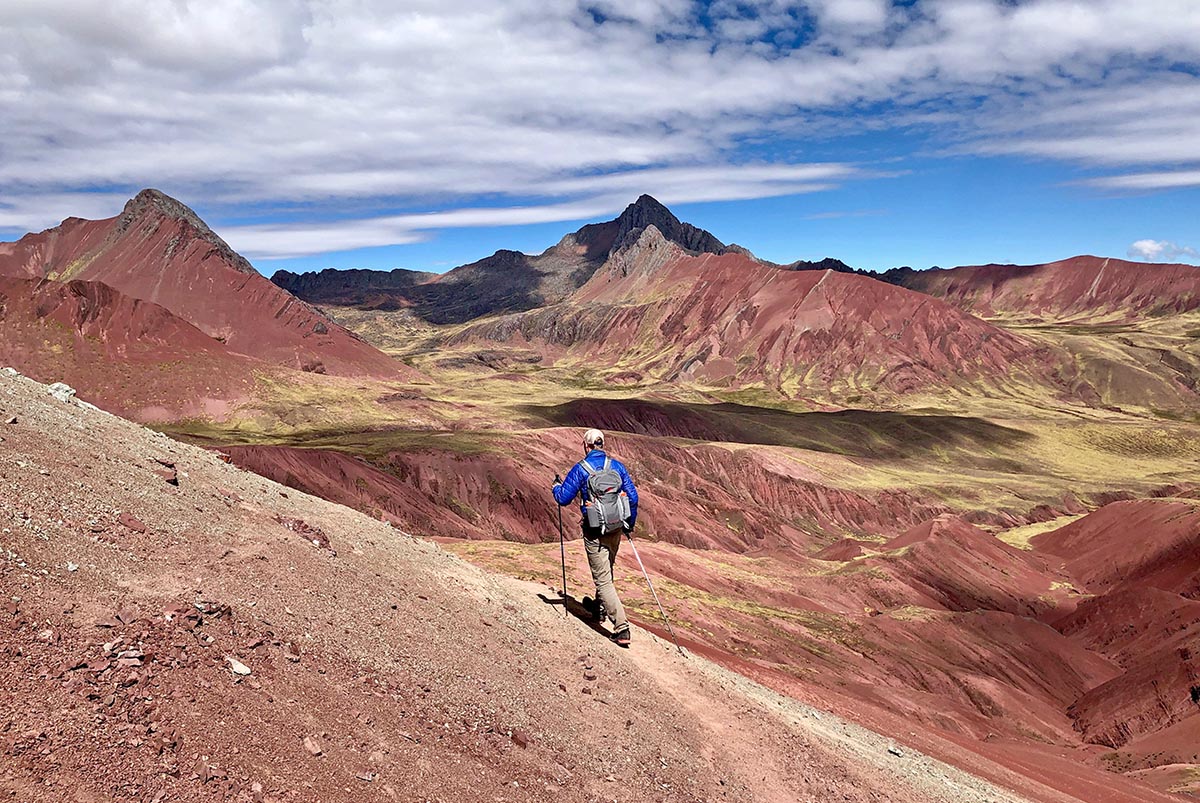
[{"xmin": 271, "ymin": 195, "xmax": 751, "ymax": 324}]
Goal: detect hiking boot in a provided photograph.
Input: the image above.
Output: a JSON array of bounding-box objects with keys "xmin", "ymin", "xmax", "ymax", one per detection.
[{"xmin": 612, "ymin": 627, "xmax": 631, "ymax": 647}]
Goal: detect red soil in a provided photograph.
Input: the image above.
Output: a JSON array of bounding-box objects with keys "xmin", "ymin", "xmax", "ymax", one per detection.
[
  {"xmin": 0, "ymin": 190, "xmax": 408, "ymax": 379},
  {"xmin": 869, "ymin": 515, "xmax": 1071, "ymax": 616},
  {"xmin": 1033, "ymin": 499, "xmax": 1200, "ymax": 595},
  {"xmin": 903, "ymin": 255, "xmax": 1200, "ymax": 321},
  {"xmin": 219, "ymin": 429, "xmax": 949, "ymax": 552},
  {"xmin": 0, "ymin": 276, "xmax": 258, "ymax": 421},
  {"xmin": 1027, "ymin": 501, "xmax": 1200, "ymax": 755},
  {"xmin": 457, "ymin": 227, "xmax": 1085, "ymax": 399},
  {"xmin": 0, "ymin": 370, "xmax": 1036, "ymax": 803},
  {"xmin": 813, "ymin": 538, "xmax": 875, "ymax": 560},
  {"xmin": 1054, "ymin": 587, "xmax": 1200, "ymax": 667}
]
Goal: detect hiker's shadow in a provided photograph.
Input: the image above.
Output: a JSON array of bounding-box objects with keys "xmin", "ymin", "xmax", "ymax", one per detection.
[{"xmin": 537, "ymin": 592, "xmax": 611, "ymax": 638}]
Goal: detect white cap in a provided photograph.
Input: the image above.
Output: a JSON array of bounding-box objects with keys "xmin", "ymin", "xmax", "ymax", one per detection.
[{"xmin": 583, "ymin": 428, "xmax": 604, "ymax": 449}]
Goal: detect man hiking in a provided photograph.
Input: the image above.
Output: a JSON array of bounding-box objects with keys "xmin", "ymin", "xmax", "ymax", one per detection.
[{"xmin": 553, "ymin": 428, "xmax": 638, "ymax": 647}]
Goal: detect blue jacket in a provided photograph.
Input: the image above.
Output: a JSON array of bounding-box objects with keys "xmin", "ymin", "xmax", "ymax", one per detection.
[{"xmin": 553, "ymin": 450, "xmax": 638, "ymax": 529}]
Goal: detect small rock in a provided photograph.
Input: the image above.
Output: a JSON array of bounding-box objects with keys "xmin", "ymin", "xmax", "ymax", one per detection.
[
  {"xmin": 511, "ymin": 730, "xmax": 530, "ymax": 749},
  {"xmin": 66, "ymin": 562, "xmax": 78, "ymax": 572},
  {"xmin": 583, "ymin": 670, "xmax": 597, "ymax": 681},
  {"xmin": 887, "ymin": 746, "xmax": 904, "ymax": 757},
  {"xmin": 46, "ymin": 382, "xmax": 77, "ymax": 404},
  {"xmin": 118, "ymin": 513, "xmax": 147, "ymax": 533},
  {"xmin": 155, "ymin": 468, "xmax": 179, "ymax": 486},
  {"xmin": 227, "ymin": 657, "xmax": 252, "ymax": 676},
  {"xmin": 355, "ymin": 771, "xmax": 374, "ymax": 782},
  {"xmin": 303, "ymin": 735, "xmax": 323, "ymax": 756},
  {"xmin": 3, "ymin": 416, "xmax": 15, "ymax": 425}
]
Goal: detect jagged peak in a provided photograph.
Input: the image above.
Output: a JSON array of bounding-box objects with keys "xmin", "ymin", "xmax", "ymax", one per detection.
[
  {"xmin": 118, "ymin": 189, "xmax": 256, "ymax": 275},
  {"xmin": 611, "ymin": 194, "xmax": 726, "ymax": 256}
]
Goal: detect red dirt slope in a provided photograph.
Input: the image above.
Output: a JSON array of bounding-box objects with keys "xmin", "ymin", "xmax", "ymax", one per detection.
[
  {"xmin": 219, "ymin": 430, "xmax": 949, "ymax": 553},
  {"xmin": 1033, "ymin": 499, "xmax": 1200, "ymax": 595},
  {"xmin": 1029, "ymin": 501, "xmax": 1200, "ymax": 752},
  {"xmin": 457, "ymin": 227, "xmax": 1083, "ymax": 399},
  {"xmin": 0, "ymin": 370, "xmax": 1032, "ymax": 803},
  {"xmin": 869, "ymin": 516, "xmax": 1070, "ymax": 617},
  {"xmin": 901, "ymin": 255, "xmax": 1200, "ymax": 322},
  {"xmin": 0, "ymin": 276, "xmax": 258, "ymax": 420},
  {"xmin": 0, "ymin": 190, "xmax": 405, "ymax": 378}
]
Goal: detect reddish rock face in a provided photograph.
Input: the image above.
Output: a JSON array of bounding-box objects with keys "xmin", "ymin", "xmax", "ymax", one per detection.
[
  {"xmin": 0, "ymin": 190, "xmax": 407, "ymax": 379},
  {"xmin": 456, "ymin": 227, "xmax": 1084, "ymax": 399},
  {"xmin": 219, "ymin": 430, "xmax": 948, "ymax": 551},
  {"xmin": 1033, "ymin": 499, "xmax": 1200, "ymax": 595},
  {"xmin": 1029, "ymin": 500, "xmax": 1200, "ymax": 752},
  {"xmin": 0, "ymin": 276, "xmax": 260, "ymax": 419},
  {"xmin": 901, "ymin": 255, "xmax": 1200, "ymax": 321}
]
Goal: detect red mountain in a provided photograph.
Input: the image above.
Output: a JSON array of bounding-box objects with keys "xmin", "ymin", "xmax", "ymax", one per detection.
[
  {"xmin": 898, "ymin": 255, "xmax": 1200, "ymax": 321},
  {"xmin": 0, "ymin": 276, "xmax": 258, "ymax": 420},
  {"xmin": 455, "ymin": 226, "xmax": 1084, "ymax": 398},
  {"xmin": 0, "ymin": 190, "xmax": 404, "ymax": 378}
]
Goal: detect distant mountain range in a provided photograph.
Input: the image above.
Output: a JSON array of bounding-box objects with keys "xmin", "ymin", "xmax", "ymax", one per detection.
[
  {"xmin": 273, "ymin": 193, "xmax": 1200, "ymax": 328},
  {"xmin": 449, "ymin": 224, "xmax": 1084, "ymax": 398},
  {"xmin": 271, "ymin": 194, "xmax": 751, "ymax": 324},
  {"xmin": 2, "ymin": 188, "xmax": 1199, "ymax": 416}
]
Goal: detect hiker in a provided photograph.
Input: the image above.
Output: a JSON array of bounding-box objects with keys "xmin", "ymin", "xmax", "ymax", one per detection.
[{"xmin": 552, "ymin": 428, "xmax": 639, "ymax": 646}]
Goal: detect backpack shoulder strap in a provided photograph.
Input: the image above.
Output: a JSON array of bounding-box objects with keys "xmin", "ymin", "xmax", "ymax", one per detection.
[
  {"xmin": 578, "ymin": 459, "xmax": 596, "ymax": 476},
  {"xmin": 603, "ymin": 456, "xmax": 612, "ymax": 471}
]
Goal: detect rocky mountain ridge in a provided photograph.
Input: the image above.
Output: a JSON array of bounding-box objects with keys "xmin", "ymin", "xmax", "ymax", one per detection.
[{"xmin": 271, "ymin": 194, "xmax": 741, "ymax": 324}]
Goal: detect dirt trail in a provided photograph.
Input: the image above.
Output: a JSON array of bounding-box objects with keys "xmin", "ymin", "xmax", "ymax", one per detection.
[
  {"xmin": 0, "ymin": 368, "xmax": 1043, "ymax": 802},
  {"xmin": 599, "ymin": 617, "xmax": 1035, "ymax": 803}
]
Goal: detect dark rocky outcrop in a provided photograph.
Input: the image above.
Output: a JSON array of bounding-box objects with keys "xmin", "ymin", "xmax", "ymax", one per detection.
[{"xmin": 271, "ymin": 194, "xmax": 736, "ymax": 325}]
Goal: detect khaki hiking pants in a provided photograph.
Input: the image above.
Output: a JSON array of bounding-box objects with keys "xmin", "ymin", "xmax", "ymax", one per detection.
[{"xmin": 584, "ymin": 530, "xmax": 628, "ymax": 633}]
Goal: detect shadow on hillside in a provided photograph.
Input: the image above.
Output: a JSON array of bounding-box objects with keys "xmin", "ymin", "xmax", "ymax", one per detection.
[
  {"xmin": 537, "ymin": 592, "xmax": 614, "ymax": 639},
  {"xmin": 523, "ymin": 398, "xmax": 1033, "ymax": 461}
]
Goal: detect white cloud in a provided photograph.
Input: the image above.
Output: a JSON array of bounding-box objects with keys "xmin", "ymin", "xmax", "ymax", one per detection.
[
  {"xmin": 224, "ymin": 163, "xmax": 859, "ymax": 258},
  {"xmin": 1127, "ymin": 239, "xmax": 1199, "ymax": 263},
  {"xmin": 1086, "ymin": 169, "xmax": 1200, "ymax": 192},
  {"xmin": 0, "ymin": 1, "xmax": 1197, "ymax": 256}
]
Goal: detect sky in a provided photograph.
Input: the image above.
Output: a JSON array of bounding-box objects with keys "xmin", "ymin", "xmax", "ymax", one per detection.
[{"xmin": 1, "ymin": 0, "xmax": 1198, "ymax": 274}]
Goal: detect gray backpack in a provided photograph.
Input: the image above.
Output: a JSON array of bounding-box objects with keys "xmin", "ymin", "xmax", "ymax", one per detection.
[{"xmin": 580, "ymin": 456, "xmax": 632, "ymax": 535}]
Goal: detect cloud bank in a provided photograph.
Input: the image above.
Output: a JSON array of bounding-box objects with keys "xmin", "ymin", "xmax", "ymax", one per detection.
[{"xmin": 1, "ymin": 1, "xmax": 1197, "ymax": 258}]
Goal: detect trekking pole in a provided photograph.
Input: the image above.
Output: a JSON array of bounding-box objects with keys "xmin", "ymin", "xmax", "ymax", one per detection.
[
  {"xmin": 623, "ymin": 532, "xmax": 685, "ymax": 656},
  {"xmin": 554, "ymin": 475, "xmax": 568, "ymax": 617}
]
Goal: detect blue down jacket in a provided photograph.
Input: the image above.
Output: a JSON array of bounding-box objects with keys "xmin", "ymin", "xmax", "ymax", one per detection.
[{"xmin": 552, "ymin": 449, "xmax": 638, "ymax": 530}]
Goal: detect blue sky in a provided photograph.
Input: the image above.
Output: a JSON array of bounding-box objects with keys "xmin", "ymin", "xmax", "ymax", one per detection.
[{"xmin": 1, "ymin": 1, "xmax": 1198, "ymax": 273}]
